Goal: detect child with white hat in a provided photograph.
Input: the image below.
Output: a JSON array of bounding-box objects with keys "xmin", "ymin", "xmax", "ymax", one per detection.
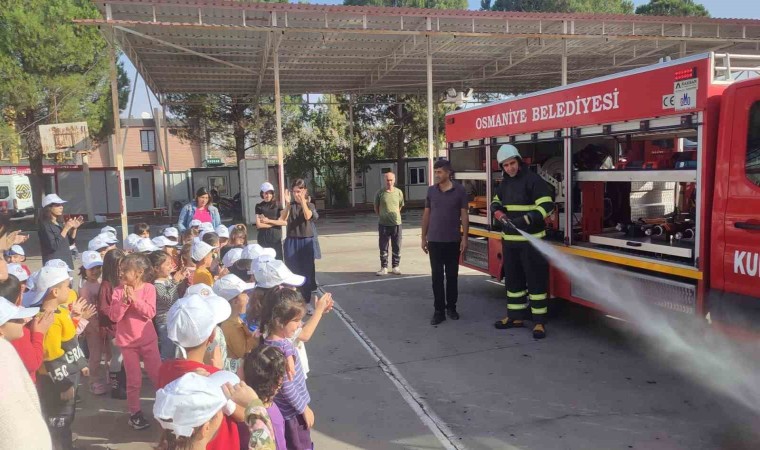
[
  {"xmin": 148, "ymin": 251, "xmax": 186, "ymax": 361},
  {"xmin": 158, "ymin": 293, "xmax": 245, "ymax": 450},
  {"xmin": 162, "ymin": 226, "xmax": 180, "ymax": 242},
  {"xmin": 191, "ymin": 240, "xmax": 216, "ymax": 286},
  {"xmin": 214, "ymin": 274, "xmax": 257, "ymax": 373},
  {"xmin": 4, "ymin": 244, "xmax": 31, "ymax": 277},
  {"xmin": 79, "ymin": 250, "xmax": 109, "ymax": 395},
  {"xmin": 0, "ymin": 296, "xmax": 40, "ymax": 342},
  {"xmin": 154, "ymin": 371, "xmax": 274, "ymax": 450},
  {"xmin": 28, "ymin": 266, "xmax": 91, "ymax": 450},
  {"xmin": 134, "ymin": 237, "xmax": 160, "ymax": 253},
  {"xmin": 0, "ymin": 277, "xmax": 54, "ymax": 382},
  {"xmin": 215, "ymin": 224, "xmax": 230, "ymax": 247},
  {"xmin": 7, "ymin": 263, "xmax": 30, "ymax": 293},
  {"xmin": 88, "ymin": 235, "xmax": 112, "ymax": 257},
  {"xmin": 124, "ymin": 233, "xmax": 141, "ymax": 253}
]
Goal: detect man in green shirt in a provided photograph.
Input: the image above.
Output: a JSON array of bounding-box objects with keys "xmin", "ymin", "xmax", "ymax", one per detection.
[{"xmin": 374, "ymin": 171, "xmax": 405, "ymax": 275}]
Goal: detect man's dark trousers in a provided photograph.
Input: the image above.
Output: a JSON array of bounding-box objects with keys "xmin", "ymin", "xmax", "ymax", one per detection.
[{"xmin": 428, "ymin": 241, "xmax": 460, "ymax": 312}]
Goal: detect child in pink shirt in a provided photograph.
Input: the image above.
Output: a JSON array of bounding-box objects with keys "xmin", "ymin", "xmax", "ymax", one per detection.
[{"xmin": 108, "ymin": 252, "xmax": 161, "ymax": 430}]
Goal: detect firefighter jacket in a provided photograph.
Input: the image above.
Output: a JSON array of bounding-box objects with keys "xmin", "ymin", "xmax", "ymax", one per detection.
[{"xmin": 491, "ymin": 164, "xmax": 555, "ymax": 243}]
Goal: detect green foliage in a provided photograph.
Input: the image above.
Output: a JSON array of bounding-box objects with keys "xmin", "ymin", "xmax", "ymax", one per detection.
[
  {"xmin": 285, "ymin": 96, "xmax": 374, "ymax": 208},
  {"xmin": 164, "ymin": 94, "xmax": 304, "ymax": 162},
  {"xmin": 481, "ymin": 0, "xmax": 634, "ymax": 13},
  {"xmin": 635, "ymin": 0, "xmax": 709, "ymax": 17},
  {"xmin": 0, "ymin": 0, "xmax": 129, "ymax": 201}
]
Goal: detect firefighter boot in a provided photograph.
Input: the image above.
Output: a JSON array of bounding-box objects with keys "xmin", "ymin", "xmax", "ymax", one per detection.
[
  {"xmin": 494, "ymin": 317, "xmax": 524, "ymax": 330},
  {"xmin": 532, "ymin": 324, "xmax": 546, "ymax": 339}
]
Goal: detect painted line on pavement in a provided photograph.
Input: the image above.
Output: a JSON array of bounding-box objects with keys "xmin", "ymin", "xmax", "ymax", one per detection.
[
  {"xmin": 324, "ymin": 274, "xmax": 429, "ymax": 288},
  {"xmin": 332, "ymin": 301, "xmax": 466, "ymax": 450}
]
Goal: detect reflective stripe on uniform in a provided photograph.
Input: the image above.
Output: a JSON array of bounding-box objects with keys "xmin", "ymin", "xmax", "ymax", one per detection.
[
  {"xmin": 492, "ymin": 195, "xmax": 502, "ymax": 205},
  {"xmin": 507, "ymin": 290, "xmax": 528, "ymax": 298},
  {"xmin": 507, "ymin": 303, "xmax": 529, "ymax": 310},
  {"xmin": 534, "ymin": 196, "xmax": 553, "ymax": 206},
  {"xmin": 529, "ymin": 293, "xmax": 548, "ymax": 301},
  {"xmin": 535, "ymin": 205, "xmax": 549, "ymax": 218},
  {"xmin": 531, "ymin": 307, "xmax": 548, "ymax": 315},
  {"xmin": 502, "ymin": 230, "xmax": 546, "ymax": 241},
  {"xmin": 505, "ymin": 204, "xmax": 534, "ymax": 212}
]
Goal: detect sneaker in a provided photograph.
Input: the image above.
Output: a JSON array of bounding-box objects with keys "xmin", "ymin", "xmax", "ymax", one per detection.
[
  {"xmin": 494, "ymin": 317, "xmax": 524, "ymax": 330},
  {"xmin": 533, "ymin": 324, "xmax": 546, "ymax": 339},
  {"xmin": 391, "ymin": 267, "xmax": 401, "ymax": 275},
  {"xmin": 430, "ymin": 311, "xmax": 446, "ymax": 326},
  {"xmin": 129, "ymin": 411, "xmax": 151, "ymax": 430},
  {"xmin": 376, "ymin": 267, "xmax": 388, "ymax": 276},
  {"xmin": 446, "ymin": 308, "xmax": 460, "ymax": 320}
]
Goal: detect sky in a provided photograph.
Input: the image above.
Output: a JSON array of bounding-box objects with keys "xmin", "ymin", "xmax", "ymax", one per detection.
[{"xmin": 121, "ymin": 0, "xmax": 760, "ymax": 118}]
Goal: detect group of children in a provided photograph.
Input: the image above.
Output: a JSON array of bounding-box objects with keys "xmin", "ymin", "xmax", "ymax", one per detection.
[{"xmin": 0, "ymin": 217, "xmax": 333, "ymax": 450}]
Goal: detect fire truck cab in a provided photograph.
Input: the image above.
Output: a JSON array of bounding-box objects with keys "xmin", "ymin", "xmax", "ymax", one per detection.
[{"xmin": 445, "ymin": 52, "xmax": 760, "ymax": 333}]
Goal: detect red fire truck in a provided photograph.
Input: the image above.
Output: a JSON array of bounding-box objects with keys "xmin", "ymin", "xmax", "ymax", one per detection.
[{"xmin": 445, "ymin": 52, "xmax": 760, "ymax": 334}]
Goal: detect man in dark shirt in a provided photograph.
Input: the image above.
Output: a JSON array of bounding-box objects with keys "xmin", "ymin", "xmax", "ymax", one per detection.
[{"xmin": 421, "ymin": 160, "xmax": 469, "ymax": 326}]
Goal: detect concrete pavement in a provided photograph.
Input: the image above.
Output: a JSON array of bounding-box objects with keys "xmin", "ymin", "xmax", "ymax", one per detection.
[{"xmin": 15, "ymin": 212, "xmax": 760, "ymax": 449}]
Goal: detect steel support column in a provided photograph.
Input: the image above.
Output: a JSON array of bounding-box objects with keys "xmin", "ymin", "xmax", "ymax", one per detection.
[
  {"xmin": 426, "ymin": 32, "xmax": 434, "ymax": 185},
  {"xmin": 274, "ymin": 40, "xmax": 285, "ymax": 208},
  {"xmin": 561, "ymin": 39, "xmax": 568, "ymax": 86},
  {"xmin": 162, "ymin": 102, "xmax": 173, "ymax": 218},
  {"xmin": 109, "ymin": 39, "xmax": 129, "ymax": 241},
  {"xmin": 349, "ymin": 94, "xmax": 356, "ymax": 207}
]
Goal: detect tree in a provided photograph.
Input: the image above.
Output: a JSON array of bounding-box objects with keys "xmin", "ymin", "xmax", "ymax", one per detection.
[
  {"xmin": 635, "ymin": 0, "xmax": 709, "ymax": 17},
  {"xmin": 163, "ymin": 94, "xmax": 303, "ymax": 163},
  {"xmin": 285, "ymin": 96, "xmax": 374, "ymax": 208},
  {"xmin": 481, "ymin": 0, "xmax": 634, "ymax": 14},
  {"xmin": 0, "ymin": 0, "xmax": 130, "ymax": 206}
]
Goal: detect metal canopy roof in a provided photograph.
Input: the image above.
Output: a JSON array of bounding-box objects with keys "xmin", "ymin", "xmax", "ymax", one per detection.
[{"xmin": 78, "ymin": 1, "xmax": 760, "ymax": 97}]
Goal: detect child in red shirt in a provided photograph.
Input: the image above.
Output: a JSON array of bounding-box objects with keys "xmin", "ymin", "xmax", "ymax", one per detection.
[
  {"xmin": 0, "ymin": 275, "xmax": 54, "ymax": 381},
  {"xmin": 159, "ymin": 291, "xmax": 240, "ymax": 450}
]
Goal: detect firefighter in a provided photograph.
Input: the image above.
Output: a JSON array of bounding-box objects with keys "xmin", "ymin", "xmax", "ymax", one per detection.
[{"xmin": 490, "ymin": 144, "xmax": 555, "ymax": 339}]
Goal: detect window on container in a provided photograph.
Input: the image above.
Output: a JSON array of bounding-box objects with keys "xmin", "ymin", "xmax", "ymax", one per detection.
[
  {"xmin": 747, "ymin": 101, "xmax": 760, "ymax": 188},
  {"xmin": 124, "ymin": 178, "xmax": 140, "ymax": 198},
  {"xmin": 0, "ymin": 187, "xmax": 8, "ymax": 199},
  {"xmin": 410, "ymin": 167, "xmax": 426, "ymax": 185},
  {"xmin": 140, "ymin": 130, "xmax": 156, "ymax": 152}
]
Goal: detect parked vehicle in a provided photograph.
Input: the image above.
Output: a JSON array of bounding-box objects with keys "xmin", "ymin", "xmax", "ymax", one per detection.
[
  {"xmin": 445, "ymin": 52, "xmax": 760, "ymax": 336},
  {"xmin": 0, "ymin": 174, "xmax": 34, "ymax": 217}
]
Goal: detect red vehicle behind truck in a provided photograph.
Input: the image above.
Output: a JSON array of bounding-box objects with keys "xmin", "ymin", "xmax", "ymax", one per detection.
[{"xmin": 445, "ymin": 52, "xmax": 760, "ymax": 334}]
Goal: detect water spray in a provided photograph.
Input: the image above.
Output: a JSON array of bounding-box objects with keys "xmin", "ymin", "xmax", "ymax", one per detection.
[{"xmin": 521, "ymin": 231, "xmax": 760, "ymax": 415}]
